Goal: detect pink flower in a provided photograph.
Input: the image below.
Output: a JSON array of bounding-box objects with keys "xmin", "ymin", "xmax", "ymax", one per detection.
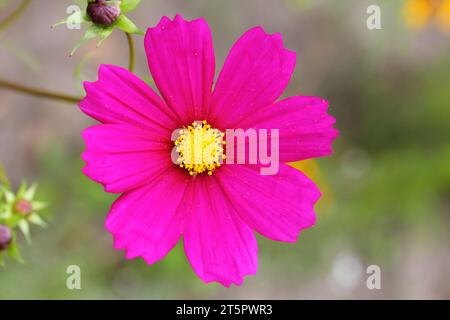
[{"xmin": 79, "ymin": 15, "xmax": 338, "ymax": 287}]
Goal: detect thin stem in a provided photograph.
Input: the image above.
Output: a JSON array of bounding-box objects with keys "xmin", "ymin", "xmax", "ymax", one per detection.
[
  {"xmin": 0, "ymin": 79, "xmax": 82, "ymax": 103},
  {"xmin": 0, "ymin": 0, "xmax": 32, "ymax": 32},
  {"xmin": 125, "ymin": 32, "xmax": 135, "ymax": 73},
  {"xmin": 0, "ymin": 27, "xmax": 135, "ymax": 104}
]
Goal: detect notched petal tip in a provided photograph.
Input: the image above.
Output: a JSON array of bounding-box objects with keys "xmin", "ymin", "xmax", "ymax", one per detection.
[
  {"xmin": 210, "ymin": 23, "xmax": 297, "ymax": 128},
  {"xmin": 248, "ymin": 27, "xmax": 297, "ymax": 73},
  {"xmin": 78, "ymin": 80, "xmax": 98, "ymax": 110},
  {"xmin": 144, "ymin": 14, "xmax": 215, "ymax": 122},
  {"xmin": 200, "ymin": 271, "xmax": 256, "ymax": 288},
  {"xmin": 194, "ymin": 263, "xmax": 258, "ymax": 287},
  {"xmin": 106, "ymin": 226, "xmax": 174, "ymax": 267},
  {"xmin": 145, "ymin": 14, "xmax": 211, "ymax": 41},
  {"xmin": 246, "ymin": 25, "xmax": 294, "ymax": 51}
]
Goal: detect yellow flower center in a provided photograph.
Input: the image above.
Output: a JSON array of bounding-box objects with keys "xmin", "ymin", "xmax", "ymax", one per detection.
[{"xmin": 174, "ymin": 120, "xmax": 225, "ymax": 176}]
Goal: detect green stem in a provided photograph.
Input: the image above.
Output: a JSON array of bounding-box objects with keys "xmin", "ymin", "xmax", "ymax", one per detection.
[
  {"xmin": 0, "ymin": 0, "xmax": 32, "ymax": 32},
  {"xmin": 0, "ymin": 79, "xmax": 82, "ymax": 103},
  {"xmin": 0, "ymin": 29, "xmax": 135, "ymax": 104},
  {"xmin": 125, "ymin": 32, "xmax": 135, "ymax": 73}
]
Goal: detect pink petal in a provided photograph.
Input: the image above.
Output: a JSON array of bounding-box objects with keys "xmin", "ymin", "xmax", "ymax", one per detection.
[
  {"xmin": 234, "ymin": 96, "xmax": 339, "ymax": 163},
  {"xmin": 215, "ymin": 164, "xmax": 320, "ymax": 242},
  {"xmin": 145, "ymin": 15, "xmax": 215, "ymax": 123},
  {"xmin": 80, "ymin": 64, "xmax": 179, "ymax": 135},
  {"xmin": 82, "ymin": 124, "xmax": 173, "ymax": 193},
  {"xmin": 183, "ymin": 177, "xmax": 258, "ymax": 287},
  {"xmin": 209, "ymin": 26, "xmax": 296, "ymax": 129},
  {"xmin": 106, "ymin": 168, "xmax": 191, "ymax": 264}
]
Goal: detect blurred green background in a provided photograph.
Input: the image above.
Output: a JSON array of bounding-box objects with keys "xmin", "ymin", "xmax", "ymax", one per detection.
[{"xmin": 0, "ymin": 0, "xmax": 449, "ymax": 299}]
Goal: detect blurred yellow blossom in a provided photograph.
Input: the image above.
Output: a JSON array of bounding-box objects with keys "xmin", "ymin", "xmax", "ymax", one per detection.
[
  {"xmin": 404, "ymin": 0, "xmax": 450, "ymax": 31},
  {"xmin": 289, "ymin": 160, "xmax": 334, "ymax": 214},
  {"xmin": 436, "ymin": 0, "xmax": 450, "ymax": 29}
]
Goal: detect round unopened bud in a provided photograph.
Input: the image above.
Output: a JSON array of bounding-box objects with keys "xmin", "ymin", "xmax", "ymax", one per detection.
[
  {"xmin": 14, "ymin": 199, "xmax": 33, "ymax": 216},
  {"xmin": 0, "ymin": 225, "xmax": 12, "ymax": 251},
  {"xmin": 87, "ymin": 0, "xmax": 121, "ymax": 26}
]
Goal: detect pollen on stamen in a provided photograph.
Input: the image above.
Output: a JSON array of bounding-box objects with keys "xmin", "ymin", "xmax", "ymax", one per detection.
[{"xmin": 174, "ymin": 120, "xmax": 225, "ymax": 176}]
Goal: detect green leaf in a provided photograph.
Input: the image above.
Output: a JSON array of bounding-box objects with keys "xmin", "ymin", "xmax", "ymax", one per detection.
[
  {"xmin": 120, "ymin": 0, "xmax": 141, "ymax": 13},
  {"xmin": 114, "ymin": 14, "xmax": 144, "ymax": 35}
]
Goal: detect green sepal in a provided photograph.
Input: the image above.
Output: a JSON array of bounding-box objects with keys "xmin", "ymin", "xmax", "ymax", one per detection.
[
  {"xmin": 51, "ymin": 11, "xmax": 87, "ymax": 29},
  {"xmin": 28, "ymin": 213, "xmax": 47, "ymax": 228},
  {"xmin": 18, "ymin": 220, "xmax": 31, "ymax": 244},
  {"xmin": 5, "ymin": 214, "xmax": 22, "ymax": 228},
  {"xmin": 1, "ymin": 231, "xmax": 24, "ymax": 265},
  {"xmin": 23, "ymin": 182, "xmax": 37, "ymax": 201},
  {"xmin": 0, "ymin": 185, "xmax": 14, "ymax": 204},
  {"xmin": 17, "ymin": 181, "xmax": 27, "ymax": 199},
  {"xmin": 70, "ymin": 24, "xmax": 101, "ymax": 56},
  {"xmin": 115, "ymin": 14, "xmax": 144, "ymax": 35},
  {"xmin": 120, "ymin": 0, "xmax": 141, "ymax": 13},
  {"xmin": 96, "ymin": 27, "xmax": 114, "ymax": 47},
  {"xmin": 0, "ymin": 162, "xmax": 10, "ymax": 188},
  {"xmin": 74, "ymin": 0, "xmax": 88, "ymax": 9},
  {"xmin": 7, "ymin": 232, "xmax": 24, "ymax": 263},
  {"xmin": 31, "ymin": 201, "xmax": 47, "ymax": 211}
]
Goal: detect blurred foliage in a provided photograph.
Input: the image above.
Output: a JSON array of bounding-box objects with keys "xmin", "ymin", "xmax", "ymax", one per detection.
[{"xmin": 0, "ymin": 38, "xmax": 40, "ymax": 72}]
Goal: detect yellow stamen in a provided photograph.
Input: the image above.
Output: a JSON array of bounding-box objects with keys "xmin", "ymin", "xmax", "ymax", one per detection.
[{"xmin": 174, "ymin": 120, "xmax": 225, "ymax": 176}]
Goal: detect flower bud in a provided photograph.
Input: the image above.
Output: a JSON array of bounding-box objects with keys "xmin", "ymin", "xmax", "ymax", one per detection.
[
  {"xmin": 14, "ymin": 199, "xmax": 33, "ymax": 216},
  {"xmin": 87, "ymin": 0, "xmax": 121, "ymax": 26},
  {"xmin": 0, "ymin": 225, "xmax": 12, "ymax": 251}
]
